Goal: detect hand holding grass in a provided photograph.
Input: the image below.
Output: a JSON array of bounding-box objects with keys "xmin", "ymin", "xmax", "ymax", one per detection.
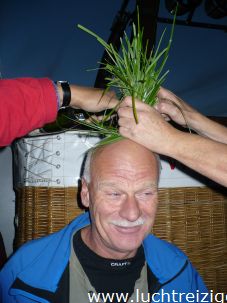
[
  {"xmin": 75, "ymin": 10, "xmax": 176, "ymax": 146},
  {"xmin": 155, "ymin": 87, "xmax": 197, "ymax": 128},
  {"xmin": 118, "ymin": 96, "xmax": 179, "ymax": 154}
]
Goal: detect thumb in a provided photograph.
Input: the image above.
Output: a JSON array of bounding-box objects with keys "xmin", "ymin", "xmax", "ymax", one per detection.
[
  {"xmin": 121, "ymin": 96, "xmax": 152, "ymax": 112},
  {"xmin": 120, "ymin": 96, "xmax": 133, "ymax": 108},
  {"xmin": 155, "ymin": 99, "xmax": 176, "ymax": 114}
]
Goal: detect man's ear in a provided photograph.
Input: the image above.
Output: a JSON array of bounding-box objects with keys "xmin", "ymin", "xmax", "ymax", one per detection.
[{"xmin": 81, "ymin": 178, "xmax": 90, "ymax": 208}]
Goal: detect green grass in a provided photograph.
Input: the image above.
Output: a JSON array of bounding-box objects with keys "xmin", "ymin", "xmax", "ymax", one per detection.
[{"xmin": 74, "ymin": 10, "xmax": 176, "ymax": 146}]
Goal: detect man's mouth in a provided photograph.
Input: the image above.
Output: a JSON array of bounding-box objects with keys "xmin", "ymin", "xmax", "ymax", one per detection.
[{"xmin": 112, "ymin": 224, "xmax": 142, "ymax": 234}]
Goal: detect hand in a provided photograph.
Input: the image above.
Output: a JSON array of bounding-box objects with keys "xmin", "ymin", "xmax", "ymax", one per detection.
[
  {"xmin": 156, "ymin": 87, "xmax": 197, "ymax": 128},
  {"xmin": 118, "ymin": 97, "xmax": 179, "ymax": 155},
  {"xmin": 70, "ymin": 85, "xmax": 119, "ymax": 112}
]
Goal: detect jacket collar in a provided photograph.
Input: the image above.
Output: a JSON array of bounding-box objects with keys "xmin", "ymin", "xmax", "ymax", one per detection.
[
  {"xmin": 143, "ymin": 235, "xmax": 187, "ymax": 284},
  {"xmin": 14, "ymin": 212, "xmax": 90, "ymax": 294}
]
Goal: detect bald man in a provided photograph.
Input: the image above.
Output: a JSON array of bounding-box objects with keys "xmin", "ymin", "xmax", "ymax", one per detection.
[{"xmin": 0, "ymin": 139, "xmax": 208, "ymax": 303}]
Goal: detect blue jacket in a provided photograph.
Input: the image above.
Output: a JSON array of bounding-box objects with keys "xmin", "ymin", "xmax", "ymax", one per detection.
[{"xmin": 0, "ymin": 212, "xmax": 208, "ymax": 303}]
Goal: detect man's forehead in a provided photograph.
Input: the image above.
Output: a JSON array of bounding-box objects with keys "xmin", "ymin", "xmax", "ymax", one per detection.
[
  {"xmin": 91, "ymin": 139, "xmax": 157, "ymax": 165},
  {"xmin": 86, "ymin": 139, "xmax": 159, "ymax": 186},
  {"xmin": 90, "ymin": 153, "xmax": 159, "ymax": 188},
  {"xmin": 97, "ymin": 179, "xmax": 158, "ymax": 189}
]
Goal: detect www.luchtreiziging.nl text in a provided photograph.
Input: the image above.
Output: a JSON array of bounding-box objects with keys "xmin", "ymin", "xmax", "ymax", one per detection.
[{"xmin": 87, "ymin": 289, "xmax": 227, "ymax": 303}]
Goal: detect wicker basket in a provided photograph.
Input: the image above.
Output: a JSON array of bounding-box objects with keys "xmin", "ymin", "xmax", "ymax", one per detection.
[{"xmin": 15, "ymin": 186, "xmax": 227, "ymax": 293}]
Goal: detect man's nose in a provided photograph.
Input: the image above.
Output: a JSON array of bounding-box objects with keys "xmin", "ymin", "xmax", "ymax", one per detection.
[{"xmin": 119, "ymin": 195, "xmax": 141, "ymax": 222}]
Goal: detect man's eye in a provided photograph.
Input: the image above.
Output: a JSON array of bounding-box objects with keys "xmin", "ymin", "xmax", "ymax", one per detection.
[
  {"xmin": 106, "ymin": 191, "xmax": 121, "ymax": 197},
  {"xmin": 137, "ymin": 191, "xmax": 153, "ymax": 198},
  {"xmin": 144, "ymin": 191, "xmax": 153, "ymax": 196},
  {"xmin": 110, "ymin": 192, "xmax": 120, "ymax": 196}
]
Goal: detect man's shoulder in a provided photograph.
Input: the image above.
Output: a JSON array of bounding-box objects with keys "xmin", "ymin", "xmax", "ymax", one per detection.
[
  {"xmin": 143, "ymin": 234, "xmax": 189, "ymax": 282},
  {"xmin": 1, "ymin": 213, "xmax": 90, "ymax": 274},
  {"xmin": 144, "ymin": 234, "xmax": 187, "ymax": 258}
]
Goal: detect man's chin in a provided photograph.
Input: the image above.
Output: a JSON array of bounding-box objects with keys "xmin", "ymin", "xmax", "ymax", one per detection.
[
  {"xmin": 110, "ymin": 229, "xmax": 145, "ymax": 253},
  {"xmin": 112, "ymin": 240, "xmax": 142, "ymax": 257}
]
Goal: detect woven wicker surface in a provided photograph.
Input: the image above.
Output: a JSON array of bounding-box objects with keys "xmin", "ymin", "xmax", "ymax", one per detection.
[
  {"xmin": 154, "ymin": 187, "xmax": 227, "ymax": 292},
  {"xmin": 15, "ymin": 186, "xmax": 227, "ymax": 292}
]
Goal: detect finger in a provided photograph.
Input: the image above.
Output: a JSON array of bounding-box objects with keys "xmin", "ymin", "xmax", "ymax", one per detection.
[
  {"xmin": 119, "ymin": 108, "xmax": 148, "ymax": 124},
  {"xmin": 118, "ymin": 107, "xmax": 135, "ymax": 118},
  {"xmin": 119, "ymin": 96, "xmax": 133, "ymax": 108},
  {"xmin": 156, "ymin": 96, "xmax": 176, "ymax": 106},
  {"xmin": 120, "ymin": 96, "xmax": 144, "ymax": 108},
  {"xmin": 120, "ymin": 98, "xmax": 152, "ymax": 114},
  {"xmin": 118, "ymin": 117, "xmax": 135, "ymax": 128},
  {"xmin": 119, "ymin": 125, "xmax": 134, "ymax": 139},
  {"xmin": 157, "ymin": 87, "xmax": 173, "ymax": 100},
  {"xmin": 155, "ymin": 98, "xmax": 177, "ymax": 114},
  {"xmin": 157, "ymin": 88, "xmax": 184, "ymax": 111}
]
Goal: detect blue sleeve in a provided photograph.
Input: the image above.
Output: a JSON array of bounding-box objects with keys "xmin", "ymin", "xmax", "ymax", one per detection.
[{"xmin": 0, "ymin": 261, "xmax": 17, "ymax": 303}]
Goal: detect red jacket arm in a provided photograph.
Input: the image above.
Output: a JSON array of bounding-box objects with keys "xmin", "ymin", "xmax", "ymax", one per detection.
[{"xmin": 0, "ymin": 78, "xmax": 58, "ymax": 146}]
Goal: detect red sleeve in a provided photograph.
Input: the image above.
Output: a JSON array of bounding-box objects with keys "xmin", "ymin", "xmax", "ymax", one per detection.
[{"xmin": 0, "ymin": 78, "xmax": 58, "ymax": 146}]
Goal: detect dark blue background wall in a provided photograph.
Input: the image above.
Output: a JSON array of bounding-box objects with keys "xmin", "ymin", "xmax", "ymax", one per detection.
[{"xmin": 0, "ymin": 0, "xmax": 226, "ymax": 115}]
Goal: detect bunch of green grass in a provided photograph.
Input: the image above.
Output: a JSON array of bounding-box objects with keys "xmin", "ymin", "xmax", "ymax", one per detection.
[{"xmin": 74, "ymin": 11, "xmax": 176, "ymax": 146}]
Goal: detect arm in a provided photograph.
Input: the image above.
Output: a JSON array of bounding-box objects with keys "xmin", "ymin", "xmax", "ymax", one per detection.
[
  {"xmin": 169, "ymin": 131, "xmax": 227, "ymax": 187},
  {"xmin": 118, "ymin": 97, "xmax": 227, "ymax": 187},
  {"xmin": 0, "ymin": 78, "xmax": 118, "ymax": 147}
]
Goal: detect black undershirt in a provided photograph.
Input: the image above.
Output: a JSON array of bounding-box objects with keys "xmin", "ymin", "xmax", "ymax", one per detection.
[{"xmin": 73, "ymin": 231, "xmax": 145, "ymax": 300}]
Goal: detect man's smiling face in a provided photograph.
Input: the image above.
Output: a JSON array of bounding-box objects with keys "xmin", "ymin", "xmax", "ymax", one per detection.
[{"xmin": 81, "ymin": 139, "xmax": 159, "ymax": 259}]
